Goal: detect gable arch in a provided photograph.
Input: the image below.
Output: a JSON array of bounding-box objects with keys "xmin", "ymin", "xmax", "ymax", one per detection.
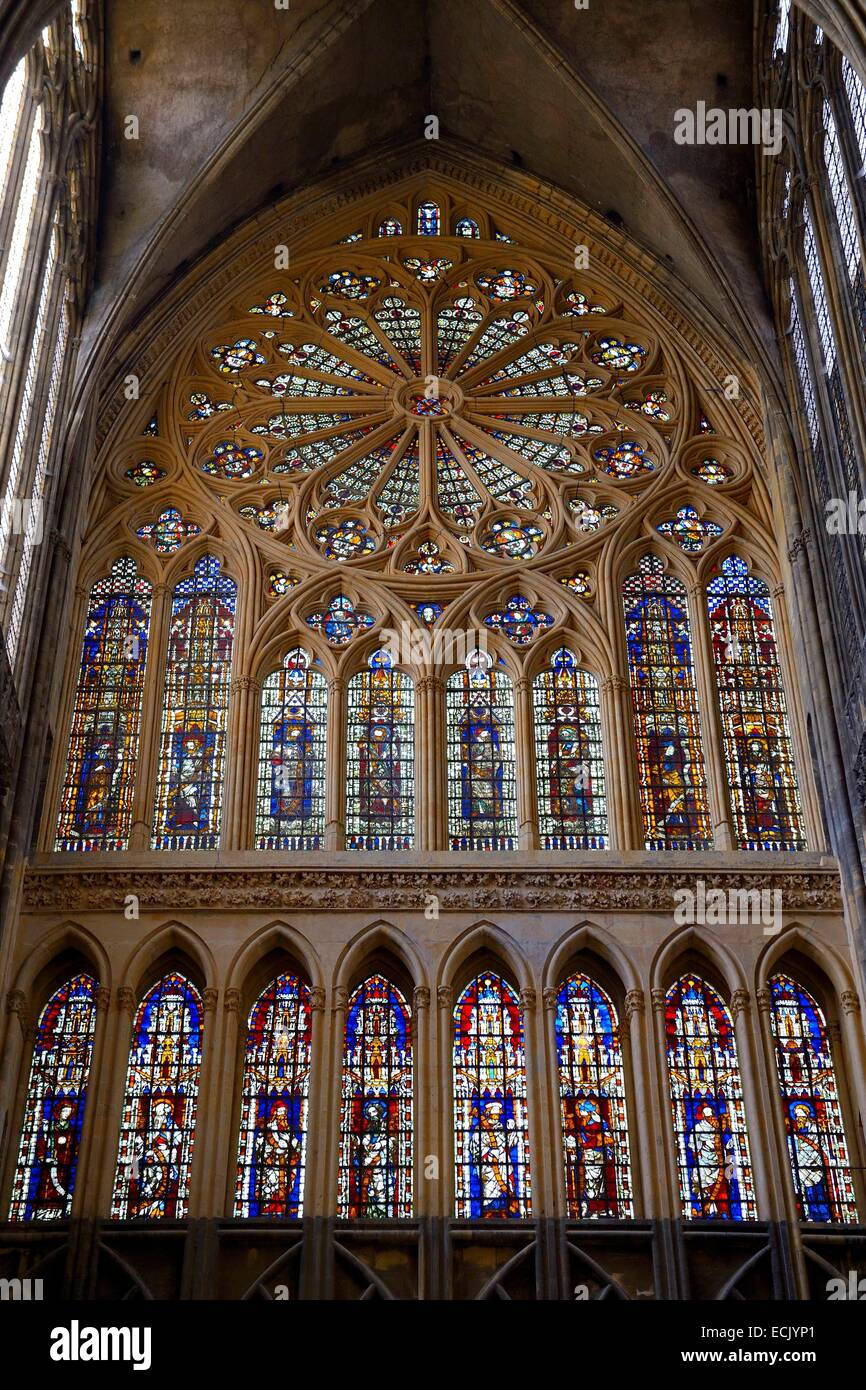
[
  {"xmin": 334, "ymin": 920, "xmax": 427, "ymax": 1001},
  {"xmin": 438, "ymin": 920, "xmax": 532, "ymax": 998},
  {"xmin": 225, "ymin": 920, "xmax": 323, "ymax": 1008},
  {"xmin": 119, "ymin": 920, "xmax": 216, "ymax": 1003},
  {"xmin": 756, "ymin": 924, "xmax": 859, "ymax": 1005},
  {"xmin": 651, "ymin": 923, "xmax": 750, "ymax": 1003},
  {"xmin": 543, "ymin": 920, "xmax": 640, "ymax": 999},
  {"xmin": 11, "ymin": 920, "xmax": 111, "ymax": 1005}
]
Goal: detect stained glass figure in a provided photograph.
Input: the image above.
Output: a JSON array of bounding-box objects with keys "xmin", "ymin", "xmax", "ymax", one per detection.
[
  {"xmin": 665, "ymin": 975, "xmax": 757, "ymax": 1220},
  {"xmin": 455, "ymin": 217, "xmax": 480, "ymax": 238},
  {"xmin": 238, "ymin": 498, "xmax": 291, "ymax": 532},
  {"xmin": 656, "ymin": 505, "xmax": 723, "ymax": 553},
  {"xmin": 769, "ymin": 974, "xmax": 857, "ymax": 1223},
  {"xmin": 479, "ymin": 517, "xmax": 543, "ymax": 559},
  {"xmin": 408, "ymin": 600, "xmax": 447, "ymax": 626},
  {"xmin": 248, "ymin": 291, "xmax": 294, "ymax": 317},
  {"xmin": 401, "ymin": 255, "xmax": 453, "ymax": 285},
  {"xmin": 346, "ymin": 650, "xmax": 415, "ymax": 849},
  {"xmin": 560, "ymin": 571, "xmax": 592, "ymax": 596},
  {"xmin": 623, "ymin": 555, "xmax": 712, "ymax": 850},
  {"xmin": 483, "ymin": 594, "xmax": 552, "ymax": 645},
  {"xmin": 623, "ymin": 389, "xmax": 671, "ymax": 422},
  {"xmin": 305, "ymin": 595, "xmax": 375, "ymax": 646},
  {"xmin": 255, "ymin": 648, "xmax": 327, "ymax": 850},
  {"xmin": 112, "ymin": 973, "xmax": 202, "ymax": 1220},
  {"xmin": 339, "ymin": 976, "xmax": 413, "ymax": 1217},
  {"xmin": 55, "ymin": 557, "xmax": 151, "ymax": 851},
  {"xmin": 313, "ymin": 516, "xmax": 377, "ymax": 561},
  {"xmin": 9, "ymin": 975, "xmax": 97, "ymax": 1221},
  {"xmin": 561, "ymin": 289, "xmax": 609, "ymax": 316},
  {"xmin": 378, "ymin": 217, "xmax": 402, "ymax": 236},
  {"xmin": 124, "ymin": 460, "xmax": 165, "ymax": 487},
  {"xmin": 570, "ymin": 497, "xmax": 618, "ymax": 531},
  {"xmin": 590, "ymin": 338, "xmax": 646, "ymax": 372},
  {"xmin": 446, "ymin": 651, "xmax": 517, "ymax": 850},
  {"xmin": 402, "ymin": 539, "xmax": 454, "ymax": 574},
  {"xmin": 475, "ymin": 268, "xmax": 538, "ymax": 301},
  {"xmin": 416, "ymin": 201, "xmax": 441, "ymax": 235},
  {"xmin": 200, "ymin": 441, "xmax": 263, "ymax": 480},
  {"xmin": 210, "ymin": 337, "xmax": 265, "ymax": 374},
  {"xmin": 707, "ymin": 556, "xmax": 805, "ymax": 850},
  {"xmin": 187, "ymin": 391, "xmax": 234, "ymax": 421},
  {"xmin": 266, "ymin": 569, "xmax": 299, "ymax": 598},
  {"xmin": 698, "ymin": 413, "xmax": 715, "ymax": 435},
  {"xmin": 320, "ymin": 270, "xmax": 380, "ymax": 300},
  {"xmin": 594, "ymin": 440, "xmax": 655, "ymax": 479},
  {"xmin": 453, "ymin": 973, "xmax": 531, "ymax": 1218},
  {"xmin": 691, "ymin": 458, "xmax": 731, "ymax": 486},
  {"xmin": 534, "ymin": 649, "xmax": 608, "ymax": 848},
  {"xmin": 234, "ymin": 974, "xmax": 311, "ymax": 1218},
  {"xmin": 555, "ymin": 974, "xmax": 632, "ymax": 1216},
  {"xmin": 136, "ymin": 506, "xmax": 200, "ymax": 555},
  {"xmin": 152, "ymin": 556, "xmax": 236, "ymax": 850}
]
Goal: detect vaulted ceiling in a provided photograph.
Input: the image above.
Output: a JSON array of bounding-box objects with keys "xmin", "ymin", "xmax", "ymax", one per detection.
[{"xmin": 81, "ymin": 0, "xmax": 774, "ymax": 370}]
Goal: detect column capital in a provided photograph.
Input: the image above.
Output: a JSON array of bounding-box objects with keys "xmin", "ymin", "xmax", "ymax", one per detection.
[
  {"xmin": 333, "ymin": 985, "xmax": 349, "ymax": 1012},
  {"xmin": 520, "ymin": 986, "xmax": 537, "ymax": 1010},
  {"xmin": 223, "ymin": 987, "xmax": 241, "ymax": 1015},
  {"xmin": 542, "ymin": 987, "xmax": 558, "ymax": 1012},
  {"xmin": 5, "ymin": 989, "xmax": 28, "ymax": 1030},
  {"xmin": 731, "ymin": 989, "xmax": 751, "ymax": 1021},
  {"xmin": 437, "ymin": 985, "xmax": 453, "ymax": 1011},
  {"xmin": 310, "ymin": 986, "xmax": 326, "ymax": 1013},
  {"xmin": 94, "ymin": 986, "xmax": 111, "ymax": 1014},
  {"xmin": 416, "ymin": 675, "xmax": 445, "ymax": 695},
  {"xmin": 624, "ymin": 989, "xmax": 645, "ymax": 1020},
  {"xmin": 116, "ymin": 986, "xmax": 136, "ymax": 1018},
  {"xmin": 771, "ymin": 583, "xmax": 784, "ymax": 601},
  {"xmin": 756, "ymin": 987, "xmax": 772, "ymax": 1014},
  {"xmin": 202, "ymin": 987, "xmax": 218, "ymax": 1013},
  {"xmin": 514, "ymin": 676, "xmax": 531, "ymax": 697},
  {"xmin": 841, "ymin": 990, "xmax": 861, "ymax": 1015},
  {"xmin": 651, "ymin": 987, "xmax": 666, "ymax": 1014},
  {"xmin": 413, "ymin": 986, "xmax": 430, "ymax": 1013},
  {"xmin": 327, "ymin": 676, "xmax": 346, "ymax": 697},
  {"xmin": 602, "ymin": 675, "xmax": 628, "ymax": 695},
  {"xmin": 230, "ymin": 675, "xmax": 260, "ymax": 695}
]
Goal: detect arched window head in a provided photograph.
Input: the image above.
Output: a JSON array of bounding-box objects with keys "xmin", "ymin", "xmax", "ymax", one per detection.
[
  {"xmin": 555, "ymin": 973, "xmax": 633, "ymax": 1218},
  {"xmin": 769, "ymin": 974, "xmax": 857, "ymax": 1223},
  {"xmin": 152, "ymin": 555, "xmax": 236, "ymax": 849},
  {"xmin": 234, "ymin": 973, "xmax": 312, "ymax": 1218},
  {"xmin": 453, "ymin": 971, "xmax": 531, "ymax": 1218},
  {"xmin": 256, "ymin": 648, "xmax": 327, "ymax": 849},
  {"xmin": 9, "ymin": 975, "xmax": 97, "ymax": 1221},
  {"xmin": 377, "ymin": 217, "xmax": 402, "ymax": 236},
  {"xmin": 446, "ymin": 650, "xmax": 517, "ymax": 850},
  {"xmin": 665, "ymin": 974, "xmax": 757, "ymax": 1221},
  {"xmin": 622, "ymin": 555, "xmax": 712, "ymax": 850},
  {"xmin": 55, "ymin": 557, "xmax": 151, "ymax": 851},
  {"xmin": 339, "ymin": 975, "xmax": 413, "ymax": 1218},
  {"xmin": 455, "ymin": 217, "xmax": 480, "ymax": 239},
  {"xmin": 533, "ymin": 648, "xmax": 607, "ymax": 849},
  {"xmin": 706, "ymin": 556, "xmax": 806, "ymax": 850},
  {"xmin": 112, "ymin": 973, "xmax": 203, "ymax": 1220},
  {"xmin": 416, "ymin": 201, "xmax": 440, "ymax": 236},
  {"xmin": 346, "ymin": 649, "xmax": 415, "ymax": 849}
]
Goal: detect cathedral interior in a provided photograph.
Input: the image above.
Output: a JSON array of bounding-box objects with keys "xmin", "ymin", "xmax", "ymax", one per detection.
[{"xmin": 1, "ymin": 0, "xmax": 866, "ymax": 1304}]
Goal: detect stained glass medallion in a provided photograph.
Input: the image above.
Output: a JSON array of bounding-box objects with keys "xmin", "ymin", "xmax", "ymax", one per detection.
[{"xmin": 656, "ymin": 505, "xmax": 723, "ymax": 553}]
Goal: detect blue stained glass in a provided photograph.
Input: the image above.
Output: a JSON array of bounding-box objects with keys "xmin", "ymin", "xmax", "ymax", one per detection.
[
  {"xmin": 255, "ymin": 648, "xmax": 327, "ymax": 850},
  {"xmin": 346, "ymin": 650, "xmax": 415, "ymax": 849},
  {"xmin": 305, "ymin": 595, "xmax": 375, "ymax": 646},
  {"xmin": 446, "ymin": 652, "xmax": 517, "ymax": 850},
  {"xmin": 416, "ymin": 201, "xmax": 441, "ymax": 235}
]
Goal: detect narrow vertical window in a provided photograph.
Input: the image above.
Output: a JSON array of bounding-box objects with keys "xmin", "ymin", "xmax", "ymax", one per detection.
[
  {"xmin": 769, "ymin": 974, "xmax": 857, "ymax": 1223},
  {"xmin": 803, "ymin": 204, "xmax": 859, "ymax": 493},
  {"xmin": 622, "ymin": 554, "xmax": 712, "ymax": 849},
  {"xmin": 112, "ymin": 973, "xmax": 203, "ymax": 1220},
  {"xmin": 554, "ymin": 973, "xmax": 633, "ymax": 1217},
  {"xmin": 453, "ymin": 972, "xmax": 531, "ymax": 1218},
  {"xmin": 533, "ymin": 648, "xmax": 607, "ymax": 848},
  {"xmin": 706, "ymin": 556, "xmax": 806, "ymax": 850},
  {"xmin": 255, "ymin": 648, "xmax": 327, "ymax": 849},
  {"xmin": 339, "ymin": 975, "xmax": 413, "ymax": 1218},
  {"xmin": 446, "ymin": 650, "xmax": 517, "ymax": 850},
  {"xmin": 234, "ymin": 973, "xmax": 312, "ymax": 1218},
  {"xmin": 9, "ymin": 974, "xmax": 97, "ymax": 1220},
  {"xmin": 55, "ymin": 557, "xmax": 151, "ymax": 851},
  {"xmin": 665, "ymin": 974, "xmax": 757, "ymax": 1221},
  {"xmin": 152, "ymin": 555, "xmax": 236, "ymax": 849},
  {"xmin": 0, "ymin": 105, "xmax": 43, "ymax": 354},
  {"xmin": 416, "ymin": 201, "xmax": 441, "ymax": 235},
  {"xmin": 346, "ymin": 650, "xmax": 415, "ymax": 849},
  {"xmin": 842, "ymin": 58, "xmax": 866, "ymax": 168}
]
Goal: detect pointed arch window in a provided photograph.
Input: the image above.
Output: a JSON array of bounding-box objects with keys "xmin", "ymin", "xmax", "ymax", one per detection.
[
  {"xmin": 55, "ymin": 557, "xmax": 151, "ymax": 851},
  {"xmin": 234, "ymin": 973, "xmax": 312, "ymax": 1219},
  {"xmin": 622, "ymin": 554, "xmax": 712, "ymax": 850},
  {"xmin": 152, "ymin": 555, "xmax": 236, "ymax": 849},
  {"xmin": 554, "ymin": 973, "xmax": 633, "ymax": 1218},
  {"xmin": 9, "ymin": 974, "xmax": 97, "ymax": 1220},
  {"xmin": 446, "ymin": 651, "xmax": 517, "ymax": 850},
  {"xmin": 453, "ymin": 971, "xmax": 531, "ymax": 1218},
  {"xmin": 768, "ymin": 973, "xmax": 857, "ymax": 1223},
  {"xmin": 533, "ymin": 648, "xmax": 608, "ymax": 848},
  {"xmin": 346, "ymin": 650, "xmax": 415, "ymax": 849},
  {"xmin": 665, "ymin": 974, "xmax": 757, "ymax": 1221},
  {"xmin": 255, "ymin": 648, "xmax": 327, "ymax": 849},
  {"xmin": 111, "ymin": 972, "xmax": 203, "ymax": 1220},
  {"xmin": 338, "ymin": 975, "xmax": 413, "ymax": 1218},
  {"xmin": 706, "ymin": 556, "xmax": 806, "ymax": 850},
  {"xmin": 416, "ymin": 201, "xmax": 441, "ymax": 235}
]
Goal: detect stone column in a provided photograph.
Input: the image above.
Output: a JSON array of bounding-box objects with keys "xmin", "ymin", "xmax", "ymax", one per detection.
[
  {"xmin": 755, "ymin": 985, "xmax": 809, "ymax": 1298},
  {"xmin": 89, "ymin": 985, "xmax": 137, "ymax": 1218},
  {"xmin": 514, "ymin": 677, "xmax": 539, "ymax": 850},
  {"xmin": 412, "ymin": 985, "xmax": 432, "ymax": 1214},
  {"xmin": 601, "ymin": 675, "xmax": 640, "ymax": 849},
  {"xmin": 187, "ymin": 986, "xmax": 220, "ymax": 1219},
  {"xmin": 688, "ymin": 578, "xmax": 734, "ymax": 850},
  {"xmin": 770, "ymin": 580, "xmax": 823, "ymax": 848},
  {"xmin": 620, "ymin": 987, "xmax": 660, "ymax": 1222},
  {"xmin": 729, "ymin": 989, "xmax": 776, "ymax": 1221},
  {"xmin": 415, "ymin": 676, "xmax": 445, "ymax": 851},
  {"xmin": 129, "ymin": 581, "xmax": 170, "ymax": 850},
  {"xmin": 223, "ymin": 675, "xmax": 260, "ymax": 849},
  {"xmin": 325, "ymin": 676, "xmax": 346, "ymax": 850},
  {"xmin": 435, "ymin": 985, "xmax": 453, "ymax": 1226}
]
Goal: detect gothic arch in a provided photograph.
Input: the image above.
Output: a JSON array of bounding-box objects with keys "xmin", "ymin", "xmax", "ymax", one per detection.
[
  {"xmin": 543, "ymin": 921, "xmax": 640, "ymax": 999},
  {"xmin": 438, "ymin": 921, "xmax": 533, "ymax": 998},
  {"xmin": 225, "ymin": 921, "xmax": 323, "ymax": 1005},
  {"xmin": 651, "ymin": 925, "xmax": 751, "ymax": 1003},
  {"xmin": 119, "ymin": 920, "xmax": 216, "ymax": 1003},
  {"xmin": 334, "ymin": 920, "xmax": 427, "ymax": 1000},
  {"xmin": 9, "ymin": 919, "xmax": 110, "ymax": 1003}
]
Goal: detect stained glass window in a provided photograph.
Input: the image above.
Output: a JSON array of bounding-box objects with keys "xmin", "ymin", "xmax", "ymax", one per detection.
[
  {"xmin": 255, "ymin": 648, "xmax": 327, "ymax": 850},
  {"xmin": 339, "ymin": 976, "xmax": 413, "ymax": 1218},
  {"xmin": 234, "ymin": 973, "xmax": 311, "ymax": 1219},
  {"xmin": 453, "ymin": 972, "xmax": 531, "ymax": 1218},
  {"xmin": 483, "ymin": 595, "xmax": 552, "ymax": 645},
  {"xmin": 478, "ymin": 517, "xmax": 543, "ymax": 559},
  {"xmin": 124, "ymin": 460, "xmax": 165, "ymax": 487},
  {"xmin": 691, "ymin": 459, "xmax": 731, "ymax": 486},
  {"xmin": 555, "ymin": 974, "xmax": 633, "ymax": 1217},
  {"xmin": 305, "ymin": 595, "xmax": 375, "ymax": 645},
  {"xmin": 9, "ymin": 975, "xmax": 97, "ymax": 1221},
  {"xmin": 136, "ymin": 506, "xmax": 200, "ymax": 555},
  {"xmin": 623, "ymin": 555, "xmax": 712, "ymax": 850},
  {"xmin": 706, "ymin": 556, "xmax": 806, "ymax": 850},
  {"xmin": 455, "ymin": 217, "xmax": 480, "ymax": 238},
  {"xmin": 416, "ymin": 201, "xmax": 440, "ymax": 235},
  {"xmin": 111, "ymin": 973, "xmax": 203, "ymax": 1220},
  {"xmin": 446, "ymin": 652, "xmax": 517, "ymax": 850},
  {"xmin": 665, "ymin": 974, "xmax": 757, "ymax": 1221},
  {"xmin": 152, "ymin": 555, "xmax": 236, "ymax": 850},
  {"xmin": 769, "ymin": 974, "xmax": 857, "ymax": 1223},
  {"xmin": 346, "ymin": 650, "xmax": 415, "ymax": 849},
  {"xmin": 378, "ymin": 217, "xmax": 402, "ymax": 236},
  {"xmin": 534, "ymin": 649, "xmax": 608, "ymax": 849},
  {"xmin": 656, "ymin": 505, "xmax": 723, "ymax": 553},
  {"xmin": 55, "ymin": 558, "xmax": 151, "ymax": 851}
]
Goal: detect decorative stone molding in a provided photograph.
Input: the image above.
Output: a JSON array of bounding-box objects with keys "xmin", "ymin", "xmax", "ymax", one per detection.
[
  {"xmin": 542, "ymin": 987, "xmax": 558, "ymax": 1012},
  {"xmin": 437, "ymin": 985, "xmax": 453, "ymax": 1011},
  {"xmin": 520, "ymin": 987, "xmax": 537, "ymax": 1010},
  {"xmin": 651, "ymin": 988, "xmax": 666, "ymax": 1014},
  {"xmin": 624, "ymin": 989, "xmax": 645, "ymax": 1021},
  {"xmin": 731, "ymin": 989, "xmax": 750, "ymax": 1020},
  {"xmin": 223, "ymin": 988, "xmax": 241, "ymax": 1015},
  {"xmin": 602, "ymin": 677, "xmax": 627, "ymax": 695},
  {"xmin": 203, "ymin": 987, "xmax": 218, "ymax": 1013},
  {"xmin": 23, "ymin": 864, "xmax": 843, "ymax": 914},
  {"xmin": 95, "ymin": 986, "xmax": 111, "ymax": 1013},
  {"xmin": 333, "ymin": 985, "xmax": 348, "ymax": 1012},
  {"xmin": 756, "ymin": 987, "xmax": 771, "ymax": 1014},
  {"xmin": 840, "ymin": 990, "xmax": 860, "ymax": 1015},
  {"xmin": 413, "ymin": 986, "xmax": 430, "ymax": 1012},
  {"xmin": 416, "ymin": 676, "xmax": 446, "ymax": 694},
  {"xmin": 116, "ymin": 987, "xmax": 136, "ymax": 1018},
  {"xmin": 230, "ymin": 676, "xmax": 259, "ymax": 695},
  {"xmin": 787, "ymin": 529, "xmax": 811, "ymax": 562},
  {"xmin": 6, "ymin": 989, "xmax": 28, "ymax": 1030}
]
